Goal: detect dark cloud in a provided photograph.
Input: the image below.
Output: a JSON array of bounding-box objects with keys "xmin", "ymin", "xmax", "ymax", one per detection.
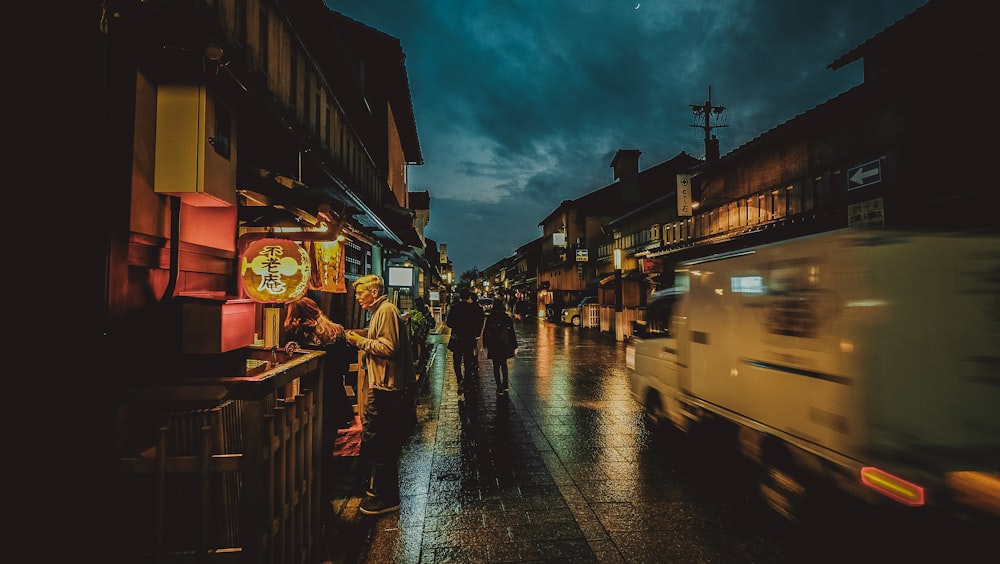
[{"xmin": 327, "ymin": 0, "xmax": 927, "ymax": 276}]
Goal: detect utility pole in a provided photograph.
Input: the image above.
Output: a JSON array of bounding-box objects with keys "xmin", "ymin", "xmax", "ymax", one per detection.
[{"xmin": 690, "ymin": 85, "xmax": 727, "ymax": 161}]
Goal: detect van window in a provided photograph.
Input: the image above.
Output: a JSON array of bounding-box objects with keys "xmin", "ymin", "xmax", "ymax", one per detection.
[{"xmin": 643, "ymin": 294, "xmax": 677, "ymax": 337}]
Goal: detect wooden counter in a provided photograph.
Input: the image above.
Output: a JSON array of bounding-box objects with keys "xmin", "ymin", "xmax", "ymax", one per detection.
[{"xmin": 118, "ymin": 346, "xmax": 326, "ymax": 563}]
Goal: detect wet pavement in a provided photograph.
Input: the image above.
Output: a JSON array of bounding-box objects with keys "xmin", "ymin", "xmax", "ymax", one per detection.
[
  {"xmin": 316, "ymin": 317, "xmax": 992, "ymax": 564},
  {"xmin": 318, "ymin": 317, "xmax": 771, "ymax": 563},
  {"xmin": 319, "ymin": 317, "xmax": 646, "ymax": 563}
]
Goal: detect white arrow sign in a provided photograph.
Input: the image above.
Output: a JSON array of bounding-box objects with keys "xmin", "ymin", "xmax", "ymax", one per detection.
[{"xmin": 848, "ymin": 160, "xmax": 881, "ymax": 190}]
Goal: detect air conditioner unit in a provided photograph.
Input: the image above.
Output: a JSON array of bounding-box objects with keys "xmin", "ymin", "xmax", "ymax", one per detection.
[{"xmin": 154, "ymin": 85, "xmax": 237, "ymax": 206}]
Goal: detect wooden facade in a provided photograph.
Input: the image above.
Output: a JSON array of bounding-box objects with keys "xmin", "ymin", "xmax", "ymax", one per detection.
[{"xmin": 99, "ymin": 1, "xmax": 427, "ymax": 560}]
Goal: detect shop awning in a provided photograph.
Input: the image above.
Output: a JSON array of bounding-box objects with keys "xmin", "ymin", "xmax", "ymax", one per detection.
[{"xmin": 239, "ymin": 166, "xmax": 425, "ymax": 252}]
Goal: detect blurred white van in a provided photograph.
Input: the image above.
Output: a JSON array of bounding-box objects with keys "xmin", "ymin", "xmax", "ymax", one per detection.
[{"xmin": 627, "ymin": 229, "xmax": 1000, "ymax": 523}]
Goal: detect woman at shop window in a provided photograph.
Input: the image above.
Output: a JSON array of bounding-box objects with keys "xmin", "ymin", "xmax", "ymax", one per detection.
[{"xmin": 283, "ymin": 296, "xmax": 355, "ymax": 429}]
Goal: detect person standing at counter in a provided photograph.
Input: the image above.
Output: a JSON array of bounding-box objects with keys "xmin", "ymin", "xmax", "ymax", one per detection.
[
  {"xmin": 344, "ymin": 274, "xmax": 415, "ymax": 515},
  {"xmin": 283, "ymin": 297, "xmax": 354, "ymax": 428}
]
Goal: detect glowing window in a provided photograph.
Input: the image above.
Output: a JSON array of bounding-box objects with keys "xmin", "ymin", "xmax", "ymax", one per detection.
[{"xmin": 731, "ymin": 276, "xmax": 764, "ymax": 294}]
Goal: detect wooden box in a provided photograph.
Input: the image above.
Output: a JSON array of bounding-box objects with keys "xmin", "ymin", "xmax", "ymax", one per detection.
[{"xmin": 180, "ymin": 294, "xmax": 256, "ymax": 354}]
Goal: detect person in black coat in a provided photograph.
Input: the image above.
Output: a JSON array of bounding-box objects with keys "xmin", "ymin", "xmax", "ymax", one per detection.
[
  {"xmin": 446, "ymin": 288, "xmax": 485, "ymax": 396},
  {"xmin": 482, "ymin": 303, "xmax": 518, "ymax": 396}
]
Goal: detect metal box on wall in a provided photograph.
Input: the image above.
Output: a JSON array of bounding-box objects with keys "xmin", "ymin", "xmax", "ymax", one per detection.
[
  {"xmin": 154, "ymin": 84, "xmax": 237, "ymax": 206},
  {"xmin": 179, "ymin": 294, "xmax": 256, "ymax": 354}
]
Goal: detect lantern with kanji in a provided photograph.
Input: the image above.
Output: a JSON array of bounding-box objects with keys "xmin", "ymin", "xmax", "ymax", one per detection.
[{"xmin": 240, "ymin": 238, "xmax": 311, "ymax": 303}]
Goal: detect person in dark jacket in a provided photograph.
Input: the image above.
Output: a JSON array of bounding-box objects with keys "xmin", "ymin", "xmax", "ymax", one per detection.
[
  {"xmin": 445, "ymin": 288, "xmax": 485, "ymax": 396},
  {"xmin": 482, "ymin": 303, "xmax": 518, "ymax": 396}
]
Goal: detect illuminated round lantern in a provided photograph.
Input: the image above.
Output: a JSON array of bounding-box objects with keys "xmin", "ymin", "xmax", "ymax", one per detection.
[{"xmin": 240, "ymin": 238, "xmax": 312, "ymax": 303}]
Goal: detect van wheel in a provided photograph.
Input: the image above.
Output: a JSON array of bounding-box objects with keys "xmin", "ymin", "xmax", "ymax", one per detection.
[
  {"xmin": 758, "ymin": 453, "xmax": 809, "ymax": 523},
  {"xmin": 644, "ymin": 391, "xmax": 685, "ymax": 450},
  {"xmin": 643, "ymin": 391, "xmax": 667, "ymax": 432},
  {"xmin": 571, "ymin": 315, "xmax": 581, "ymax": 327}
]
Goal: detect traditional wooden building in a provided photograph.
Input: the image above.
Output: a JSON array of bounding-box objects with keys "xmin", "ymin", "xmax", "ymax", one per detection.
[
  {"xmin": 643, "ymin": 0, "xmax": 992, "ymax": 276},
  {"xmin": 98, "ymin": 1, "xmax": 430, "ymax": 561},
  {"xmin": 536, "ymin": 149, "xmax": 700, "ymax": 327}
]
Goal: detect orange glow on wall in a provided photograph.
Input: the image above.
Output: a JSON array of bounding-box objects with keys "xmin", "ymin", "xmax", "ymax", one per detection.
[{"xmin": 240, "ymin": 238, "xmax": 311, "ymax": 303}]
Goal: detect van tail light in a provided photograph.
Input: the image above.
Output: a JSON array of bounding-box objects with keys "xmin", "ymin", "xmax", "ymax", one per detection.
[{"xmin": 860, "ymin": 466, "xmax": 925, "ymax": 506}]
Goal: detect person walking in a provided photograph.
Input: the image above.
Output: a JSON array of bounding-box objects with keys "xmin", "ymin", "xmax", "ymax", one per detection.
[
  {"xmin": 344, "ymin": 274, "xmax": 415, "ymax": 515},
  {"xmin": 482, "ymin": 301, "xmax": 518, "ymax": 396},
  {"xmin": 446, "ymin": 288, "xmax": 485, "ymax": 396}
]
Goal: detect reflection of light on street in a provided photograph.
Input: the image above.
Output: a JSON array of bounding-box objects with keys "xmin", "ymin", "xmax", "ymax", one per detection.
[
  {"xmin": 533, "ymin": 321, "xmax": 557, "ymax": 381},
  {"xmin": 532, "ymin": 321, "xmax": 564, "ymax": 430},
  {"xmin": 586, "ymin": 361, "xmax": 646, "ymax": 484},
  {"xmin": 528, "ymin": 319, "xmax": 646, "ymax": 488},
  {"xmin": 839, "ymin": 340, "xmax": 854, "ymax": 353}
]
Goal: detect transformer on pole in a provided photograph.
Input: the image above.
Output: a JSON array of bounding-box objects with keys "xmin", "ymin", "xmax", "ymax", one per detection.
[{"xmin": 690, "ymin": 85, "xmax": 727, "ymax": 161}]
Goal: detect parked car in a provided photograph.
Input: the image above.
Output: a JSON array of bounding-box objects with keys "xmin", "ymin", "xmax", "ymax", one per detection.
[{"xmin": 560, "ymin": 296, "xmax": 598, "ymax": 326}]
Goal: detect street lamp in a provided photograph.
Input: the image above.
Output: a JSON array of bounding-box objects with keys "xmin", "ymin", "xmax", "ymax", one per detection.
[{"xmin": 613, "ymin": 248, "xmax": 624, "ymax": 341}]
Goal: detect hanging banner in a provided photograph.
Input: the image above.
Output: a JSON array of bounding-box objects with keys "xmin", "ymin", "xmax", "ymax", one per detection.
[
  {"xmin": 676, "ymin": 174, "xmax": 692, "ymax": 217},
  {"xmin": 240, "ymin": 238, "xmax": 311, "ymax": 303},
  {"xmin": 642, "ymin": 257, "xmax": 664, "ymax": 274},
  {"xmin": 308, "ymin": 240, "xmax": 347, "ymax": 293}
]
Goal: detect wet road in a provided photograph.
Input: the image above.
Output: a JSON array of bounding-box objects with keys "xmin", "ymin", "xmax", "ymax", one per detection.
[{"xmin": 319, "ymin": 316, "xmax": 991, "ymax": 563}]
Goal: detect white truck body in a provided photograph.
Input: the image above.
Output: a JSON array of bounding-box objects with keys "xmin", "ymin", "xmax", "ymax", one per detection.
[{"xmin": 627, "ymin": 229, "xmax": 999, "ymax": 522}]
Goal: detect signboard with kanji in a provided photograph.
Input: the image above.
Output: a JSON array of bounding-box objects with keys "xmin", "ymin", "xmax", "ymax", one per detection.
[{"xmin": 240, "ymin": 238, "xmax": 311, "ymax": 303}]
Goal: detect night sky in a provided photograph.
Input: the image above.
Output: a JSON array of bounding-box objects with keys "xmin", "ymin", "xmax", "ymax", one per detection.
[{"xmin": 327, "ymin": 0, "xmax": 927, "ymax": 277}]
